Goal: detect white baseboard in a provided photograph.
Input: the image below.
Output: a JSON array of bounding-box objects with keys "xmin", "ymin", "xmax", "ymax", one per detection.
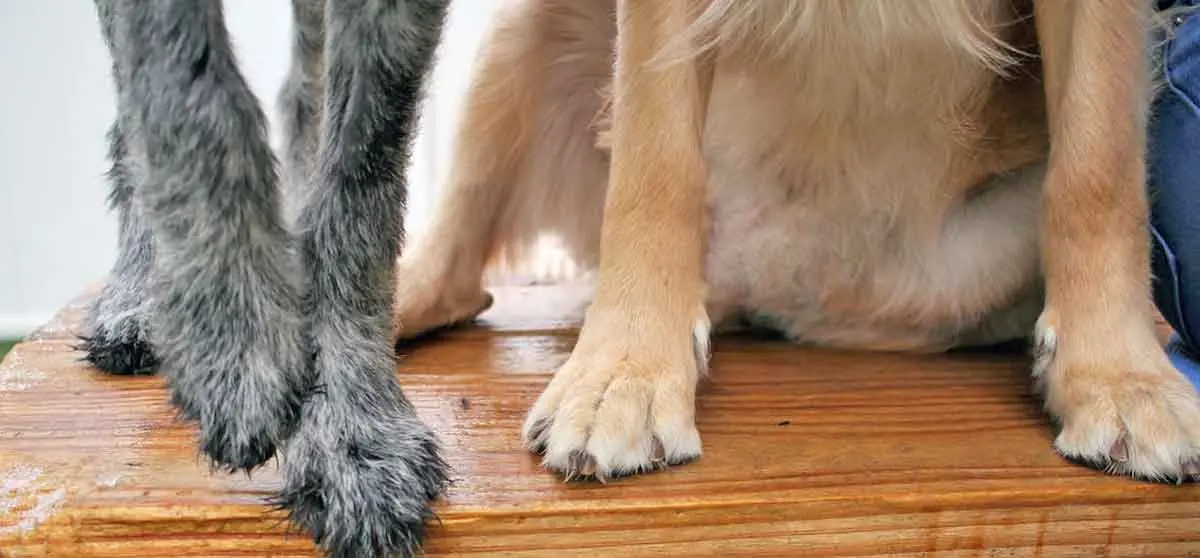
[{"xmin": 0, "ymin": 314, "xmax": 55, "ymax": 339}]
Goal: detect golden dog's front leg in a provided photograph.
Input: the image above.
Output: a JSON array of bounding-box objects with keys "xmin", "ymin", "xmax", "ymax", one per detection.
[
  {"xmin": 1034, "ymin": 1, "xmax": 1200, "ymax": 481},
  {"xmin": 521, "ymin": 0, "xmax": 712, "ymax": 480}
]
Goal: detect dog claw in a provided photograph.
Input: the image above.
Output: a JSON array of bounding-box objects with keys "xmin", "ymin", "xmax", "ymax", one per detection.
[
  {"xmin": 1183, "ymin": 459, "xmax": 1200, "ymax": 479},
  {"xmin": 1108, "ymin": 437, "xmax": 1129, "ymax": 463},
  {"xmin": 650, "ymin": 437, "xmax": 667, "ymax": 469},
  {"xmin": 526, "ymin": 418, "xmax": 551, "ymax": 454},
  {"xmin": 566, "ymin": 450, "xmax": 598, "ymax": 481}
]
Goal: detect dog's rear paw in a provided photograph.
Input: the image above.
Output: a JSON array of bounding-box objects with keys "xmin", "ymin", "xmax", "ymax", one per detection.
[
  {"xmin": 78, "ymin": 293, "xmax": 158, "ymax": 375},
  {"xmin": 393, "ymin": 288, "xmax": 493, "ymax": 342},
  {"xmin": 76, "ymin": 325, "xmax": 158, "ymax": 375},
  {"xmin": 277, "ymin": 395, "xmax": 449, "ymax": 557},
  {"xmin": 392, "ymin": 260, "xmax": 493, "ymax": 342}
]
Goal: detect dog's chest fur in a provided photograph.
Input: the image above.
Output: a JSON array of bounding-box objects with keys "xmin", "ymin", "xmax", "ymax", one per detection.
[{"xmin": 695, "ymin": 0, "xmax": 1048, "ymax": 350}]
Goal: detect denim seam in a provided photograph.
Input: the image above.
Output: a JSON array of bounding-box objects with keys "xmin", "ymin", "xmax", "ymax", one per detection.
[
  {"xmin": 1159, "ymin": 22, "xmax": 1200, "ymax": 348},
  {"xmin": 1165, "ymin": 22, "xmax": 1200, "ymax": 118},
  {"xmin": 1152, "ymin": 225, "xmax": 1198, "ymax": 348}
]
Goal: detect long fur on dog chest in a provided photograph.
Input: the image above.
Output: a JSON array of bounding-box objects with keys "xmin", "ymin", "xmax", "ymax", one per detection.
[
  {"xmin": 679, "ymin": 0, "xmax": 1027, "ymax": 72},
  {"xmin": 461, "ymin": 0, "xmax": 1053, "ymax": 351},
  {"xmin": 625, "ymin": 0, "xmax": 1048, "ymax": 351}
]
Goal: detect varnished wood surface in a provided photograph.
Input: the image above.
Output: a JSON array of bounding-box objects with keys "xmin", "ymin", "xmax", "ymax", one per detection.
[{"xmin": 2, "ymin": 285, "xmax": 1199, "ymax": 557}]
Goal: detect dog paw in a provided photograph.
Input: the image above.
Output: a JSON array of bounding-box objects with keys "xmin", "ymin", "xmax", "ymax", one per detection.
[
  {"xmin": 76, "ymin": 324, "xmax": 157, "ymax": 375},
  {"xmin": 1034, "ymin": 315, "xmax": 1200, "ymax": 483},
  {"xmin": 171, "ymin": 381, "xmax": 303, "ymax": 473},
  {"xmin": 393, "ymin": 261, "xmax": 493, "ymax": 340},
  {"xmin": 78, "ymin": 289, "xmax": 157, "ymax": 375},
  {"xmin": 521, "ymin": 318, "xmax": 709, "ymax": 481},
  {"xmin": 276, "ymin": 384, "xmax": 448, "ymax": 558},
  {"xmin": 163, "ymin": 337, "xmax": 309, "ymax": 472}
]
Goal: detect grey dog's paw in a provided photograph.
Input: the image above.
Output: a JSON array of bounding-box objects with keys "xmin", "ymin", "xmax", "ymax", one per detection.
[
  {"xmin": 274, "ymin": 390, "xmax": 449, "ymax": 558},
  {"xmin": 158, "ymin": 322, "xmax": 308, "ymax": 472},
  {"xmin": 76, "ymin": 324, "xmax": 158, "ymax": 376},
  {"xmin": 78, "ymin": 288, "xmax": 158, "ymax": 375},
  {"xmin": 166, "ymin": 358, "xmax": 306, "ymax": 473}
]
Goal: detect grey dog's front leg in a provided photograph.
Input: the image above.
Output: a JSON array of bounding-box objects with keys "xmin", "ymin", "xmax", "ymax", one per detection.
[
  {"xmin": 274, "ymin": 1, "xmax": 451, "ymax": 556},
  {"xmin": 278, "ymin": 0, "xmax": 326, "ymax": 225},
  {"xmin": 78, "ymin": 119, "xmax": 158, "ymax": 375},
  {"xmin": 93, "ymin": 0, "xmax": 309, "ymax": 471},
  {"xmin": 79, "ymin": 2, "xmax": 157, "ymax": 376}
]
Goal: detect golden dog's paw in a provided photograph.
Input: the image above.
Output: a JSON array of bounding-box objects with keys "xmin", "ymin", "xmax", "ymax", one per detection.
[
  {"xmin": 521, "ymin": 361, "xmax": 703, "ymax": 481},
  {"xmin": 392, "ymin": 263, "xmax": 493, "ymax": 341},
  {"xmin": 521, "ymin": 319, "xmax": 710, "ymax": 481},
  {"xmin": 1034, "ymin": 316, "xmax": 1200, "ymax": 483}
]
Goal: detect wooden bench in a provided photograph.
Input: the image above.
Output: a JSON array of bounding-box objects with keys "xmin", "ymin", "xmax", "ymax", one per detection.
[{"xmin": 3, "ymin": 286, "xmax": 1199, "ymax": 556}]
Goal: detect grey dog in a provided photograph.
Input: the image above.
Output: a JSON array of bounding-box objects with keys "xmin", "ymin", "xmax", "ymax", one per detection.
[{"xmin": 76, "ymin": 0, "xmax": 451, "ymax": 556}]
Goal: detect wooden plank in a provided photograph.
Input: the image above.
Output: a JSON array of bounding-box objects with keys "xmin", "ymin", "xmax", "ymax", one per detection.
[{"xmin": 1, "ymin": 286, "xmax": 1198, "ymax": 557}]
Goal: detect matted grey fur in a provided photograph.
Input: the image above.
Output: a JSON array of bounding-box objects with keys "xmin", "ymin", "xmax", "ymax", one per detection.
[{"xmin": 78, "ymin": 0, "xmax": 451, "ymax": 556}]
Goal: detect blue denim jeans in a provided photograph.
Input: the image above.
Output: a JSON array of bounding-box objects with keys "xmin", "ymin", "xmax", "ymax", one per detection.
[{"xmin": 1149, "ymin": 0, "xmax": 1200, "ymax": 384}]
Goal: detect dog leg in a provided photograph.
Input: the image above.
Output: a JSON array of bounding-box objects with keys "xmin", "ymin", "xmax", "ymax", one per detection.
[
  {"xmin": 94, "ymin": 0, "xmax": 309, "ymax": 471},
  {"xmin": 273, "ymin": 1, "xmax": 451, "ymax": 556},
  {"xmin": 521, "ymin": 0, "xmax": 713, "ymax": 480},
  {"xmin": 393, "ymin": 0, "xmax": 615, "ymax": 341},
  {"xmin": 390, "ymin": 14, "xmax": 523, "ymax": 338},
  {"xmin": 1033, "ymin": 1, "xmax": 1200, "ymax": 481},
  {"xmin": 79, "ymin": 1, "xmax": 156, "ymax": 375},
  {"xmin": 277, "ymin": 0, "xmax": 326, "ymax": 226},
  {"xmin": 77, "ymin": 115, "xmax": 157, "ymax": 374}
]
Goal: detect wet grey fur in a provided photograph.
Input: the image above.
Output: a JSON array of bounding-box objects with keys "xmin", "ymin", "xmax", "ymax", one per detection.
[
  {"xmin": 79, "ymin": 0, "xmax": 450, "ymax": 556},
  {"xmin": 278, "ymin": 0, "xmax": 326, "ymax": 225}
]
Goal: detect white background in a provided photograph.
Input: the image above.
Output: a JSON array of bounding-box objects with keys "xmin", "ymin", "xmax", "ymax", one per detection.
[{"xmin": 0, "ymin": 1, "xmax": 503, "ymax": 337}]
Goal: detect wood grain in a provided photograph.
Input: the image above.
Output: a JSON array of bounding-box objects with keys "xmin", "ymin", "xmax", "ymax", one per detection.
[{"xmin": 2, "ymin": 286, "xmax": 1198, "ymax": 557}]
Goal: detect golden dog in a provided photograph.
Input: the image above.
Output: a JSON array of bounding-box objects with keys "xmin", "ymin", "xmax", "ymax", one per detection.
[{"xmin": 395, "ymin": 0, "xmax": 1200, "ymax": 483}]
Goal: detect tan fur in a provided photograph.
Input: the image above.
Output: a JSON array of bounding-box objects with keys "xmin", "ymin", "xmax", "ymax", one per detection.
[
  {"xmin": 396, "ymin": 0, "xmax": 1200, "ymax": 481},
  {"xmin": 1030, "ymin": 1, "xmax": 1200, "ymax": 480},
  {"xmin": 392, "ymin": 0, "xmax": 613, "ymax": 334}
]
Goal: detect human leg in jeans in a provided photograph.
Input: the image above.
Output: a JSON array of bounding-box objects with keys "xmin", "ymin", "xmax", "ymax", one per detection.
[{"xmin": 1150, "ymin": 0, "xmax": 1200, "ymax": 386}]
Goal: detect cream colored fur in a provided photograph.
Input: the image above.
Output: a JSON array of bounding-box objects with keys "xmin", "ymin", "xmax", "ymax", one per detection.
[
  {"xmin": 396, "ymin": 0, "xmax": 1200, "ymax": 483},
  {"xmin": 398, "ymin": 0, "xmax": 1049, "ymax": 350}
]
